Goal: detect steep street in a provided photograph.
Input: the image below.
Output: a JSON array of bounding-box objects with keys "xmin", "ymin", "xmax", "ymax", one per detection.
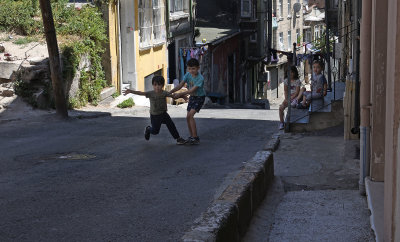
[{"xmin": 0, "ymin": 106, "xmax": 279, "ymax": 241}]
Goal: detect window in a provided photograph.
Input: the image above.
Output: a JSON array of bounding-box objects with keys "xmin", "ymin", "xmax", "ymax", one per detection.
[
  {"xmin": 287, "ymin": 30, "xmax": 292, "ymax": 50},
  {"xmin": 314, "ymin": 25, "xmax": 319, "ymax": 41},
  {"xmin": 139, "ymin": 0, "xmax": 166, "ymax": 49},
  {"xmin": 139, "ymin": 0, "xmax": 153, "ymax": 49},
  {"xmin": 279, "ymin": 32, "xmax": 284, "ymax": 50},
  {"xmin": 169, "ymin": 0, "xmax": 189, "ymax": 13},
  {"xmin": 153, "ymin": 0, "xmax": 166, "ymax": 45},
  {"xmin": 241, "ymin": 0, "xmax": 252, "ymax": 17},
  {"xmin": 278, "ymin": 0, "xmax": 283, "ymax": 17},
  {"xmin": 296, "ymin": 29, "xmax": 300, "ymax": 44},
  {"xmin": 287, "ymin": 0, "xmax": 291, "ymax": 15},
  {"xmin": 250, "ymin": 33, "xmax": 257, "ymax": 42}
]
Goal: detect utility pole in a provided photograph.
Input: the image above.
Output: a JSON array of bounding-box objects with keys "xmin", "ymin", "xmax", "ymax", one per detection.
[
  {"xmin": 257, "ymin": 0, "xmax": 266, "ymax": 55},
  {"xmin": 39, "ymin": 0, "xmax": 68, "ymax": 118},
  {"xmin": 325, "ymin": 0, "xmax": 332, "ymax": 91}
]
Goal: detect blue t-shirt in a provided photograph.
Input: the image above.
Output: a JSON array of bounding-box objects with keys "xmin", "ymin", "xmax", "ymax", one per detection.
[{"xmin": 183, "ymin": 72, "xmax": 206, "ymax": 96}]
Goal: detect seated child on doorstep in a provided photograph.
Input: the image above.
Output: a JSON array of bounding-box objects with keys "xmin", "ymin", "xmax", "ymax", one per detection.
[{"xmin": 295, "ymin": 60, "xmax": 327, "ymax": 109}]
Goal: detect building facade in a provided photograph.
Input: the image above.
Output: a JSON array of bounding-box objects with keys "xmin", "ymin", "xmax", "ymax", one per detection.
[
  {"xmin": 167, "ymin": 0, "xmax": 194, "ymax": 83},
  {"xmin": 106, "ymin": 0, "xmax": 169, "ymax": 93}
]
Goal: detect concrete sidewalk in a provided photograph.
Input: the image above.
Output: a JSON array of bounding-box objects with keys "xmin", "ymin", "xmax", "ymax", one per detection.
[{"xmin": 244, "ymin": 125, "xmax": 375, "ymax": 242}]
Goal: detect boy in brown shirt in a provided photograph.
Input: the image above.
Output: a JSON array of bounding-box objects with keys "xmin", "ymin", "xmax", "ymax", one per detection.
[{"xmin": 123, "ymin": 76, "xmax": 186, "ymax": 145}]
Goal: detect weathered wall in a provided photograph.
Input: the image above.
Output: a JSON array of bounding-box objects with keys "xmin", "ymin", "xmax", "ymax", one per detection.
[
  {"xmin": 210, "ymin": 35, "xmax": 241, "ymax": 98},
  {"xmin": 370, "ymin": 0, "xmax": 388, "ymax": 182},
  {"xmin": 384, "ymin": 0, "xmax": 400, "ymax": 240}
]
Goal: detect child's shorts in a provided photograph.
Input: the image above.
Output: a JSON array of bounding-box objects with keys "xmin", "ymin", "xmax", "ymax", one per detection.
[
  {"xmin": 304, "ymin": 91, "xmax": 323, "ymax": 101},
  {"xmin": 187, "ymin": 96, "xmax": 205, "ymax": 113}
]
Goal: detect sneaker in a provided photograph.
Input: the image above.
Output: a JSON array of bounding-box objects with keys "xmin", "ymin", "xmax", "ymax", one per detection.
[
  {"xmin": 291, "ymin": 99, "xmax": 298, "ymax": 107},
  {"xmin": 278, "ymin": 122, "xmax": 284, "ymax": 130},
  {"xmin": 176, "ymin": 137, "xmax": 186, "ymax": 145},
  {"xmin": 189, "ymin": 137, "xmax": 200, "ymax": 145},
  {"xmin": 144, "ymin": 126, "xmax": 151, "ymax": 140}
]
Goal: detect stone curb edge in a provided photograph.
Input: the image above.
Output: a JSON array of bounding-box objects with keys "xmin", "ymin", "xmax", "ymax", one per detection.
[
  {"xmin": 70, "ymin": 112, "xmax": 111, "ymax": 120},
  {"xmin": 182, "ymin": 133, "xmax": 280, "ymax": 242}
]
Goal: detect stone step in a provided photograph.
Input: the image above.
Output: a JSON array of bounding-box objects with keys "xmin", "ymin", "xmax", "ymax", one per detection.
[{"xmin": 100, "ymin": 86, "xmax": 116, "ymax": 101}]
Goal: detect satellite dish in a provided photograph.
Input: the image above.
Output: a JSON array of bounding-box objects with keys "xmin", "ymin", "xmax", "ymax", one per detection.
[{"xmin": 293, "ymin": 3, "xmax": 301, "ymax": 12}]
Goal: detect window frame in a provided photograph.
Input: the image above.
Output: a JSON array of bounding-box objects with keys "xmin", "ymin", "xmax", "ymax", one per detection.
[
  {"xmin": 287, "ymin": 30, "xmax": 292, "ymax": 50},
  {"xmin": 138, "ymin": 0, "xmax": 166, "ymax": 50},
  {"xmin": 279, "ymin": 32, "xmax": 284, "ymax": 50},
  {"xmin": 241, "ymin": 0, "xmax": 252, "ymax": 18}
]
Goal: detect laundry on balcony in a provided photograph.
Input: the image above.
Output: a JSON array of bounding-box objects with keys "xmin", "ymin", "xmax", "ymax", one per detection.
[{"xmin": 178, "ymin": 46, "xmax": 209, "ymax": 79}]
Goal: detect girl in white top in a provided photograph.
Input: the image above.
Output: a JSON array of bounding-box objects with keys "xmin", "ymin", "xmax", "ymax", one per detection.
[{"xmin": 279, "ymin": 66, "xmax": 301, "ymax": 130}]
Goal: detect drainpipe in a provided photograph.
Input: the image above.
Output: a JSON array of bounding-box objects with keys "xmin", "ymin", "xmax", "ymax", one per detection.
[
  {"xmin": 359, "ymin": 0, "xmax": 372, "ymax": 195},
  {"xmin": 117, "ymin": 0, "xmax": 123, "ymax": 92},
  {"xmin": 190, "ymin": 0, "xmax": 194, "ymax": 45}
]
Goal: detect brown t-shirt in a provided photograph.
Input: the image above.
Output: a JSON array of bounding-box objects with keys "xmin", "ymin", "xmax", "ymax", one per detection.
[{"xmin": 145, "ymin": 91, "xmax": 171, "ymax": 115}]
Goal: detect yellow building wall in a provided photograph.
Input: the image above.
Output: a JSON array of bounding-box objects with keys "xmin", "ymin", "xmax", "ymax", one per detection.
[
  {"xmin": 108, "ymin": 2, "xmax": 120, "ymax": 92},
  {"xmin": 134, "ymin": 0, "xmax": 168, "ymax": 91},
  {"xmin": 108, "ymin": 0, "xmax": 168, "ymax": 92}
]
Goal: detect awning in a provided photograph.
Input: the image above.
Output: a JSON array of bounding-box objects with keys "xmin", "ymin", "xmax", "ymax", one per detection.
[
  {"xmin": 304, "ymin": 15, "xmax": 323, "ymax": 22},
  {"xmin": 195, "ymin": 27, "xmax": 240, "ymax": 46}
]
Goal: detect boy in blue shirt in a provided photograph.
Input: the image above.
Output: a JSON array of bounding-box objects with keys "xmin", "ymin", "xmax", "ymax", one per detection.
[{"xmin": 170, "ymin": 58, "xmax": 206, "ymax": 145}]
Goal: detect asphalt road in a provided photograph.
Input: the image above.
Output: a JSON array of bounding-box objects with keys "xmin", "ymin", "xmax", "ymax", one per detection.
[{"xmin": 0, "ymin": 107, "xmax": 279, "ymax": 241}]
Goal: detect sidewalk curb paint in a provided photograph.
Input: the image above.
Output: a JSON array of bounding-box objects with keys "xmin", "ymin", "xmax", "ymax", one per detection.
[
  {"xmin": 182, "ymin": 151, "xmax": 274, "ymax": 242},
  {"xmin": 263, "ymin": 133, "xmax": 281, "ymax": 152}
]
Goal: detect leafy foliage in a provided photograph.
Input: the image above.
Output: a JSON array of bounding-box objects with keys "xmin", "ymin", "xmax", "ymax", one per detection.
[
  {"xmin": 117, "ymin": 98, "xmax": 135, "ymax": 109},
  {"xmin": 1, "ymin": 0, "xmax": 109, "ymax": 109}
]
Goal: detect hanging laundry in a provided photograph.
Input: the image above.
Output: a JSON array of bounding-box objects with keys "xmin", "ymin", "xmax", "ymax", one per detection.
[{"xmin": 186, "ymin": 49, "xmax": 191, "ymax": 62}]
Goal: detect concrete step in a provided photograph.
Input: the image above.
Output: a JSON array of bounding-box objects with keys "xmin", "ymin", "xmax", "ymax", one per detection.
[
  {"xmin": 288, "ymin": 108, "xmax": 310, "ymax": 124},
  {"xmin": 98, "ymin": 95, "xmax": 115, "ymax": 106},
  {"xmin": 100, "ymin": 86, "xmax": 116, "ymax": 101},
  {"xmin": 290, "ymin": 100, "xmax": 344, "ymax": 132}
]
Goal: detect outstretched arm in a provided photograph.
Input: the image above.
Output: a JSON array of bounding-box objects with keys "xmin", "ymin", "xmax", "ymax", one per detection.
[
  {"xmin": 172, "ymin": 86, "xmax": 198, "ymax": 98},
  {"xmin": 123, "ymin": 89, "xmax": 147, "ymax": 96},
  {"xmin": 169, "ymin": 81, "xmax": 185, "ymax": 94}
]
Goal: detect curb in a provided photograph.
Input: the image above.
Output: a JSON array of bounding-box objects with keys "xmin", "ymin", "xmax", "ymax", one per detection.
[
  {"xmin": 69, "ymin": 112, "xmax": 111, "ymax": 120},
  {"xmin": 262, "ymin": 133, "xmax": 281, "ymax": 152},
  {"xmin": 182, "ymin": 151, "xmax": 274, "ymax": 242}
]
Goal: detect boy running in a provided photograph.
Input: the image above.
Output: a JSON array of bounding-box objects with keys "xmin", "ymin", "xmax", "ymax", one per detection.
[
  {"xmin": 170, "ymin": 58, "xmax": 206, "ymax": 145},
  {"xmin": 123, "ymin": 75, "xmax": 186, "ymax": 145}
]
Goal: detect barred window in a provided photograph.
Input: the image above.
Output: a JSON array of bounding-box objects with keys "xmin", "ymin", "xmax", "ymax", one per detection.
[
  {"xmin": 139, "ymin": 0, "xmax": 153, "ymax": 49},
  {"xmin": 169, "ymin": 0, "xmax": 189, "ymax": 13},
  {"xmin": 139, "ymin": 0, "xmax": 166, "ymax": 49},
  {"xmin": 153, "ymin": 0, "xmax": 166, "ymax": 45},
  {"xmin": 241, "ymin": 0, "xmax": 252, "ymax": 17}
]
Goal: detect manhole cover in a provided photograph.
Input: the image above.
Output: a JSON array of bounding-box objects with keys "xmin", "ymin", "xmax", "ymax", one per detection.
[
  {"xmin": 56, "ymin": 153, "xmax": 96, "ymax": 160},
  {"xmin": 15, "ymin": 152, "xmax": 99, "ymax": 163}
]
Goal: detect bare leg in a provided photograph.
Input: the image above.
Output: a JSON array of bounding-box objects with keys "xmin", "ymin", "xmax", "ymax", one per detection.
[
  {"xmin": 296, "ymin": 87, "xmax": 306, "ymax": 100},
  {"xmin": 187, "ymin": 109, "xmax": 198, "ymax": 137},
  {"xmin": 279, "ymin": 100, "xmax": 288, "ymax": 123}
]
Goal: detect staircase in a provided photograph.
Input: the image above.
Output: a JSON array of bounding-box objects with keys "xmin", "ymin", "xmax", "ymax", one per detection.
[{"xmin": 287, "ymin": 82, "xmax": 346, "ymax": 132}]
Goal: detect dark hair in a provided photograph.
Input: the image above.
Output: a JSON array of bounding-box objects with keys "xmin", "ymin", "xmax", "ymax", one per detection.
[
  {"xmin": 312, "ymin": 60, "xmax": 324, "ymax": 69},
  {"xmin": 152, "ymin": 75, "xmax": 165, "ymax": 86},
  {"xmin": 284, "ymin": 66, "xmax": 299, "ymax": 79},
  {"xmin": 291, "ymin": 66, "xmax": 299, "ymax": 79},
  {"xmin": 187, "ymin": 58, "xmax": 200, "ymax": 67}
]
